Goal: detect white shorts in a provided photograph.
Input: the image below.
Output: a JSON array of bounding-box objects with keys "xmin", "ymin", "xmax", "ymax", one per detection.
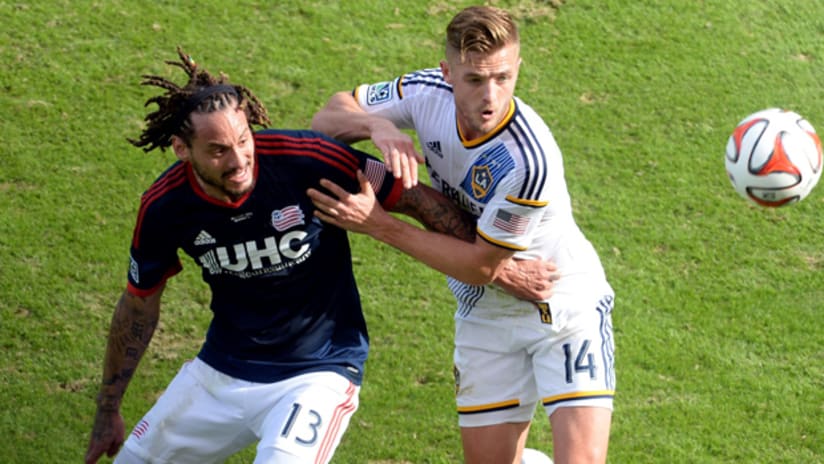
[
  {"xmin": 454, "ymin": 293, "xmax": 615, "ymax": 427},
  {"xmin": 118, "ymin": 358, "xmax": 359, "ymax": 464}
]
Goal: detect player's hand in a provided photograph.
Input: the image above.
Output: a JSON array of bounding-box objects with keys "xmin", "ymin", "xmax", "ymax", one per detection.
[
  {"xmin": 85, "ymin": 409, "xmax": 126, "ymax": 464},
  {"xmin": 494, "ymin": 258, "xmax": 560, "ymax": 301},
  {"xmin": 370, "ymin": 121, "xmax": 423, "ymax": 189},
  {"xmin": 308, "ymin": 170, "xmax": 391, "ymax": 235}
]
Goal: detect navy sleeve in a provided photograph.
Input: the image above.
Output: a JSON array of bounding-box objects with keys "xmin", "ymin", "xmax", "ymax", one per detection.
[{"xmin": 127, "ymin": 164, "xmax": 185, "ymax": 296}]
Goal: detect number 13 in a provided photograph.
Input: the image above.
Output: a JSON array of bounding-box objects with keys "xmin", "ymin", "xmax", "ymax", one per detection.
[{"xmin": 280, "ymin": 402, "xmax": 323, "ymax": 446}]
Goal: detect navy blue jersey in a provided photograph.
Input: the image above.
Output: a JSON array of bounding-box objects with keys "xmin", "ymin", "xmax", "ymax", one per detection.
[{"xmin": 127, "ymin": 129, "xmax": 402, "ymax": 384}]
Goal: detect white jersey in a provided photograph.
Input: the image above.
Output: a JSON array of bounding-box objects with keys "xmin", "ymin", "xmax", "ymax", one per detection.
[{"xmin": 354, "ymin": 68, "xmax": 611, "ymax": 323}]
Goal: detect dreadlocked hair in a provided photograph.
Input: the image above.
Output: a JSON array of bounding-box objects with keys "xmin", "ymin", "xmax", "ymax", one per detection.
[{"xmin": 129, "ymin": 46, "xmax": 271, "ymax": 152}]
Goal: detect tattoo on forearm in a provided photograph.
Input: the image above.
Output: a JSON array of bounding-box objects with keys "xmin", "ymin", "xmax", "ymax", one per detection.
[
  {"xmin": 97, "ymin": 292, "xmax": 159, "ymax": 409},
  {"xmin": 395, "ymin": 186, "xmax": 476, "ymax": 242},
  {"xmin": 125, "ymin": 347, "xmax": 139, "ymax": 360},
  {"xmin": 130, "ymin": 322, "xmax": 146, "ymax": 340}
]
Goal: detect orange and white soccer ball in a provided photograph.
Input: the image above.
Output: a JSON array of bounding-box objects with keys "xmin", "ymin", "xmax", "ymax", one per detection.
[{"xmin": 725, "ymin": 108, "xmax": 822, "ymax": 207}]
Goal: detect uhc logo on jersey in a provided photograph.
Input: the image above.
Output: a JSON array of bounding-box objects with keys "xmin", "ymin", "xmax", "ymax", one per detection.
[
  {"xmin": 366, "ymin": 81, "xmax": 393, "ymax": 105},
  {"xmin": 198, "ymin": 231, "xmax": 312, "ymax": 277},
  {"xmin": 460, "ymin": 142, "xmax": 515, "ymax": 203}
]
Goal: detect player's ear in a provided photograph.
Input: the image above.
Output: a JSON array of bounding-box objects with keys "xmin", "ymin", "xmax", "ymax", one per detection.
[
  {"xmin": 171, "ymin": 135, "xmax": 190, "ymax": 162},
  {"xmin": 440, "ymin": 60, "xmax": 452, "ymax": 85}
]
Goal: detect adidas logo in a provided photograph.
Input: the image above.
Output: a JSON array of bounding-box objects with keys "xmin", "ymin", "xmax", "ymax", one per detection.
[
  {"xmin": 194, "ymin": 230, "xmax": 216, "ymax": 246},
  {"xmin": 426, "ymin": 140, "xmax": 443, "ymax": 158}
]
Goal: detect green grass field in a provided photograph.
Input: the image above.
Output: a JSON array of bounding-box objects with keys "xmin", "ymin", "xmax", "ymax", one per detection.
[{"xmin": 1, "ymin": 1, "xmax": 822, "ymax": 462}]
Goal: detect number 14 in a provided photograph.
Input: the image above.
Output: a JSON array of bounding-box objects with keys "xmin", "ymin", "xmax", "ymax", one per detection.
[{"xmin": 563, "ymin": 340, "xmax": 596, "ymax": 384}]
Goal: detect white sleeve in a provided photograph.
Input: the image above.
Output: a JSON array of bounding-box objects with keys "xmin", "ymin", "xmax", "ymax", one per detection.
[
  {"xmin": 476, "ymin": 172, "xmax": 548, "ymax": 251},
  {"xmin": 353, "ymin": 78, "xmax": 415, "ymax": 129}
]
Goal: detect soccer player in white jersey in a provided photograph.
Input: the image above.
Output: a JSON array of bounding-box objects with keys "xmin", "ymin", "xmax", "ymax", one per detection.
[{"xmin": 309, "ymin": 6, "xmax": 615, "ymax": 464}]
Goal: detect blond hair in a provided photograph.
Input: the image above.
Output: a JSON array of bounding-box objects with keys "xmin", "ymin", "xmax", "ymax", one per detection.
[{"xmin": 445, "ymin": 6, "xmax": 520, "ymax": 62}]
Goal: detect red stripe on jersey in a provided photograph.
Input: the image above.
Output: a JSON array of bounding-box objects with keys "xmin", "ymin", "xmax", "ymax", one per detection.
[
  {"xmin": 256, "ymin": 133, "xmax": 360, "ymax": 175},
  {"xmin": 381, "ymin": 177, "xmax": 403, "ymax": 211},
  {"xmin": 315, "ymin": 382, "xmax": 357, "ymax": 464},
  {"xmin": 132, "ymin": 164, "xmax": 187, "ymax": 249},
  {"xmin": 126, "ymin": 261, "xmax": 181, "ymax": 297},
  {"xmin": 255, "ymin": 132, "xmax": 403, "ymax": 209}
]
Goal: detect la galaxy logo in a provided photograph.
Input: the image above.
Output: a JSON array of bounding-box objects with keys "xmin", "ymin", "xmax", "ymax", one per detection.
[
  {"xmin": 366, "ymin": 81, "xmax": 393, "ymax": 105},
  {"xmin": 460, "ymin": 142, "xmax": 515, "ymax": 203},
  {"xmin": 471, "ymin": 165, "xmax": 493, "ymax": 199}
]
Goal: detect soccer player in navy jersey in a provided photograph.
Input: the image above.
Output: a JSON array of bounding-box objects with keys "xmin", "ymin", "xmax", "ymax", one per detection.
[
  {"xmin": 310, "ymin": 6, "xmax": 615, "ymax": 464},
  {"xmin": 84, "ymin": 48, "xmax": 556, "ymax": 464}
]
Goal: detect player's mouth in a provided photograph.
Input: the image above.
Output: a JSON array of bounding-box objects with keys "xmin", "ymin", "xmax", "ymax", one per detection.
[
  {"xmin": 480, "ymin": 108, "xmax": 496, "ymax": 121},
  {"xmin": 224, "ymin": 164, "xmax": 251, "ymax": 185}
]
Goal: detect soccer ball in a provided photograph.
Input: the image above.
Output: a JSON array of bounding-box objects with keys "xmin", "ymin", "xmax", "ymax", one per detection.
[
  {"xmin": 521, "ymin": 448, "xmax": 553, "ymax": 464},
  {"xmin": 725, "ymin": 108, "xmax": 822, "ymax": 207}
]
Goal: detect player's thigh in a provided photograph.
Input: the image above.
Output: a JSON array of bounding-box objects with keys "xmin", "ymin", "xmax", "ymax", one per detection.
[
  {"xmin": 118, "ymin": 359, "xmax": 254, "ymax": 464},
  {"xmin": 253, "ymin": 371, "xmax": 359, "ymax": 464},
  {"xmin": 460, "ymin": 421, "xmax": 530, "ymax": 464},
  {"xmin": 549, "ymin": 406, "xmax": 612, "ymax": 464},
  {"xmin": 454, "ymin": 319, "xmax": 538, "ymax": 427}
]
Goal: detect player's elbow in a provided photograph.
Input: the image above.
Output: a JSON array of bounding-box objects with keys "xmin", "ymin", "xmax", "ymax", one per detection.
[
  {"xmin": 310, "ymin": 110, "xmax": 333, "ymax": 135},
  {"xmin": 311, "ymin": 92, "xmax": 361, "ymax": 141}
]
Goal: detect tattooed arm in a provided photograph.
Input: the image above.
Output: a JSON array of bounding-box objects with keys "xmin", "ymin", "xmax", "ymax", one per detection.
[
  {"xmin": 386, "ymin": 181, "xmax": 558, "ymax": 300},
  {"xmin": 85, "ymin": 286, "xmax": 163, "ymax": 464},
  {"xmin": 392, "ymin": 182, "xmax": 477, "ymax": 242}
]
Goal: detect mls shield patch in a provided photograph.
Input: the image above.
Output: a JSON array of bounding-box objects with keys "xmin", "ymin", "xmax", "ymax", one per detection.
[{"xmin": 366, "ymin": 81, "xmax": 393, "ymax": 105}]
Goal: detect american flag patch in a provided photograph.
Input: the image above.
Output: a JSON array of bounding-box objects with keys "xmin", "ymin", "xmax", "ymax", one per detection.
[
  {"xmin": 271, "ymin": 205, "xmax": 305, "ymax": 232},
  {"xmin": 492, "ymin": 209, "xmax": 530, "ymax": 235},
  {"xmin": 363, "ymin": 158, "xmax": 386, "ymax": 190}
]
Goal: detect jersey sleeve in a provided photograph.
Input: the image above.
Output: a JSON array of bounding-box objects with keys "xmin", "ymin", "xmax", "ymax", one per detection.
[
  {"xmin": 254, "ymin": 130, "xmax": 404, "ymax": 209},
  {"xmin": 127, "ymin": 192, "xmax": 182, "ymax": 297},
  {"xmin": 311, "ymin": 132, "xmax": 404, "ymax": 209},
  {"xmin": 352, "ymin": 68, "xmax": 444, "ymax": 129},
  {"xmin": 353, "ymin": 77, "xmax": 413, "ymax": 128},
  {"xmin": 475, "ymin": 171, "xmax": 548, "ymax": 252}
]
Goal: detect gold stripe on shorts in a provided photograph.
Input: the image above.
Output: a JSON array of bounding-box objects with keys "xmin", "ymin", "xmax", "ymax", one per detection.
[
  {"xmin": 457, "ymin": 398, "xmax": 521, "ymax": 415},
  {"xmin": 542, "ymin": 390, "xmax": 615, "ymax": 407}
]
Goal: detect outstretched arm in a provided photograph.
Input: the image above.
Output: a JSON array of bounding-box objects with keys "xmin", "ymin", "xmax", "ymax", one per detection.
[
  {"xmin": 311, "ymin": 171, "xmax": 521, "ymax": 286},
  {"xmin": 85, "ymin": 286, "xmax": 163, "ymax": 464},
  {"xmin": 391, "ymin": 181, "xmax": 558, "ymax": 300},
  {"xmin": 392, "ymin": 181, "xmax": 477, "ymax": 243},
  {"xmin": 393, "ymin": 182, "xmax": 558, "ymax": 300},
  {"xmin": 312, "ymin": 91, "xmax": 423, "ymax": 188}
]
